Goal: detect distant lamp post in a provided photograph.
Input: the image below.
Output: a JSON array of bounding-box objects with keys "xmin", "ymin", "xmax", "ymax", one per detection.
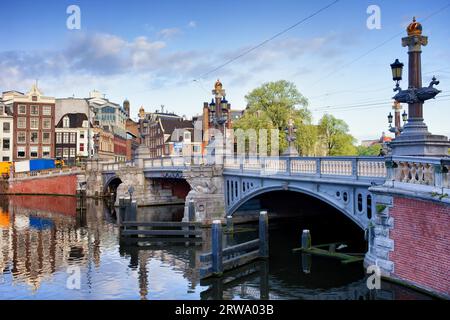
[
  {"xmin": 388, "ymin": 101, "xmax": 407, "ymax": 137},
  {"xmin": 402, "ymin": 110, "xmax": 408, "ymax": 122},
  {"xmin": 387, "ymin": 112, "xmax": 393, "ymax": 125},
  {"xmin": 282, "ymin": 119, "xmax": 299, "ymax": 157}
]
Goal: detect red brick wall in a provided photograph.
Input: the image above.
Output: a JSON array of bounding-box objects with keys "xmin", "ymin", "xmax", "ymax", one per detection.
[
  {"xmin": 389, "ymin": 196, "xmax": 450, "ymax": 296},
  {"xmin": 161, "ymin": 180, "xmax": 190, "ymax": 199},
  {"xmin": 9, "ymin": 175, "xmax": 78, "ymax": 196},
  {"xmin": 9, "ymin": 195, "xmax": 77, "ymax": 216}
]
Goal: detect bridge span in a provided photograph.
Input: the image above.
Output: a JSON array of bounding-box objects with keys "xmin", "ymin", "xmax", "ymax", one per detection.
[{"xmin": 86, "ymin": 154, "xmax": 450, "ymax": 298}]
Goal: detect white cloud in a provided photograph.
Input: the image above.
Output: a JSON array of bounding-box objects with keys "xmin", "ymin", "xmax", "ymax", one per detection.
[
  {"xmin": 157, "ymin": 28, "xmax": 182, "ymax": 39},
  {"xmin": 187, "ymin": 21, "xmax": 197, "ymax": 28}
]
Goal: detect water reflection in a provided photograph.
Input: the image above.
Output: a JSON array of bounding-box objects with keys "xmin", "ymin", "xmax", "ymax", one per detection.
[{"xmin": 0, "ymin": 195, "xmax": 433, "ymax": 300}]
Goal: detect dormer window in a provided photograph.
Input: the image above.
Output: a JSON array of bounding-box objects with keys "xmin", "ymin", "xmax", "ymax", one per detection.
[
  {"xmin": 82, "ymin": 120, "xmax": 88, "ymax": 128},
  {"xmin": 63, "ymin": 116, "xmax": 70, "ymax": 128}
]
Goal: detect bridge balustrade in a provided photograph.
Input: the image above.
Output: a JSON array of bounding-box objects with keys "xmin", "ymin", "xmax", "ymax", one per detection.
[
  {"xmin": 386, "ymin": 156, "xmax": 449, "ymax": 189},
  {"xmin": 223, "ymin": 156, "xmax": 386, "ymax": 180}
]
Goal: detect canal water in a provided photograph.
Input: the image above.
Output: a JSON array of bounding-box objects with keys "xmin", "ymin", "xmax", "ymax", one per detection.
[{"xmin": 0, "ymin": 195, "xmax": 432, "ymax": 300}]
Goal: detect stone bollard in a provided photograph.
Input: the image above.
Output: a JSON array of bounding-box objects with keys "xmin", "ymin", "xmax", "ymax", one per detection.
[
  {"xmin": 259, "ymin": 211, "xmax": 269, "ymax": 258},
  {"xmin": 301, "ymin": 229, "xmax": 311, "ymax": 250},
  {"xmin": 211, "ymin": 220, "xmax": 223, "ymax": 275}
]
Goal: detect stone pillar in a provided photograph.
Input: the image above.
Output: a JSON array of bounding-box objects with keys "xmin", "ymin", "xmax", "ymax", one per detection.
[{"xmin": 183, "ymin": 165, "xmax": 226, "ymax": 225}]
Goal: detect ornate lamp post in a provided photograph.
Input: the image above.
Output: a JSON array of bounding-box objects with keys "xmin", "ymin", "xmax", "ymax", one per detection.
[
  {"xmin": 282, "ymin": 119, "xmax": 299, "ymax": 157},
  {"xmin": 388, "ymin": 101, "xmax": 407, "ymax": 137},
  {"xmin": 388, "ymin": 17, "xmax": 449, "ymax": 156},
  {"xmin": 208, "ymin": 80, "xmax": 230, "ymax": 131}
]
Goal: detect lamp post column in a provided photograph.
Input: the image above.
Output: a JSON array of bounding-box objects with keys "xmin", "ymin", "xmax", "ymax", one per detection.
[{"xmin": 401, "ymin": 18, "xmax": 428, "ymax": 135}]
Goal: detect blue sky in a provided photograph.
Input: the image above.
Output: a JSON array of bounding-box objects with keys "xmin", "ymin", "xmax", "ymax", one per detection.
[{"xmin": 1, "ymin": 0, "xmax": 449, "ymax": 141}]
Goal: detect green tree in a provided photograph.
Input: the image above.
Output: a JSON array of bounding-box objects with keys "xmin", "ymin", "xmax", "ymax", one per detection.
[
  {"xmin": 356, "ymin": 144, "xmax": 382, "ymax": 156},
  {"xmin": 317, "ymin": 114, "xmax": 357, "ymax": 156},
  {"xmin": 234, "ymin": 80, "xmax": 314, "ymax": 155}
]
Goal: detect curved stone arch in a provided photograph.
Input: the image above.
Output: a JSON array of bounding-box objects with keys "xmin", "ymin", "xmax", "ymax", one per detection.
[
  {"xmin": 103, "ymin": 175, "xmax": 123, "ymax": 194},
  {"xmin": 227, "ymin": 184, "xmax": 365, "ymax": 230}
]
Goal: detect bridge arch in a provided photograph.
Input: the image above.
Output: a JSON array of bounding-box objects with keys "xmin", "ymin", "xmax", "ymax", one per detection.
[
  {"xmin": 103, "ymin": 175, "xmax": 123, "ymax": 195},
  {"xmin": 227, "ymin": 185, "xmax": 365, "ymax": 230}
]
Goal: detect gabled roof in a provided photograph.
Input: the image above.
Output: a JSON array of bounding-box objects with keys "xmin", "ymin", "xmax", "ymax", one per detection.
[
  {"xmin": 56, "ymin": 113, "xmax": 90, "ymax": 128},
  {"xmin": 160, "ymin": 118, "xmax": 193, "ymax": 134}
]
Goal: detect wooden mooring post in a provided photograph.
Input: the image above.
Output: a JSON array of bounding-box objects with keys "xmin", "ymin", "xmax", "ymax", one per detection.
[
  {"xmin": 293, "ymin": 229, "xmax": 364, "ymax": 265},
  {"xmin": 211, "ymin": 220, "xmax": 224, "ymax": 276},
  {"xmin": 200, "ymin": 211, "xmax": 269, "ymax": 279}
]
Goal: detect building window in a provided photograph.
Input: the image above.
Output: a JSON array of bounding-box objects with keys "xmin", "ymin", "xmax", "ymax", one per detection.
[
  {"xmin": 30, "ymin": 118, "xmax": 39, "ymax": 129},
  {"xmin": 80, "ymin": 143, "xmax": 85, "ymax": 152},
  {"xmin": 18, "ymin": 105, "xmax": 26, "ymax": 114},
  {"xmin": 70, "ymin": 148, "xmax": 76, "ymax": 158},
  {"xmin": 43, "ymin": 106, "xmax": 52, "ymax": 116},
  {"xmin": 3, "ymin": 122, "xmax": 10, "ymax": 133},
  {"xmin": 2, "ymin": 157, "xmax": 9, "ymax": 162},
  {"xmin": 63, "ymin": 132, "xmax": 69, "ymax": 144},
  {"xmin": 80, "ymin": 131, "xmax": 85, "ymax": 139},
  {"xmin": 30, "ymin": 105, "xmax": 39, "ymax": 116},
  {"xmin": 30, "ymin": 132, "xmax": 39, "ymax": 144},
  {"xmin": 56, "ymin": 132, "xmax": 62, "ymax": 144},
  {"xmin": 56, "ymin": 148, "xmax": 63, "ymax": 158},
  {"xmin": 70, "ymin": 132, "xmax": 76, "ymax": 144},
  {"xmin": 42, "ymin": 118, "xmax": 51, "ymax": 129},
  {"xmin": 2, "ymin": 138, "xmax": 10, "ymax": 151},
  {"xmin": 17, "ymin": 147, "xmax": 26, "ymax": 158},
  {"xmin": 17, "ymin": 117, "xmax": 26, "ymax": 129},
  {"xmin": 82, "ymin": 120, "xmax": 88, "ymax": 128},
  {"xmin": 42, "ymin": 146, "xmax": 51, "ymax": 158},
  {"xmin": 63, "ymin": 116, "xmax": 70, "ymax": 128},
  {"xmin": 17, "ymin": 132, "xmax": 26, "ymax": 144},
  {"xmin": 63, "ymin": 148, "xmax": 69, "ymax": 158},
  {"xmin": 30, "ymin": 146, "xmax": 38, "ymax": 158},
  {"xmin": 42, "ymin": 132, "xmax": 51, "ymax": 144}
]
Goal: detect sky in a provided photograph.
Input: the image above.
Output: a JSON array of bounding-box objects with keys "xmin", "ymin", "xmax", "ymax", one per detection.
[{"xmin": 1, "ymin": 0, "xmax": 449, "ymax": 142}]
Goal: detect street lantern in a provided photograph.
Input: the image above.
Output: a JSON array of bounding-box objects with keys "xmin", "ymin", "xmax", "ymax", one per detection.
[
  {"xmin": 390, "ymin": 59, "xmax": 404, "ymax": 83},
  {"xmin": 221, "ymin": 97, "xmax": 228, "ymax": 112},
  {"xmin": 209, "ymin": 99, "xmax": 216, "ymax": 113},
  {"xmin": 387, "ymin": 112, "xmax": 393, "ymax": 124},
  {"xmin": 402, "ymin": 110, "xmax": 408, "ymax": 122}
]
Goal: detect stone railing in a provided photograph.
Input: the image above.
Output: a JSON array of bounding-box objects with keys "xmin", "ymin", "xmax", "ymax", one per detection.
[
  {"xmin": 12, "ymin": 167, "xmax": 83, "ymax": 180},
  {"xmin": 108, "ymin": 156, "xmax": 386, "ymax": 181},
  {"xmin": 224, "ymin": 156, "xmax": 386, "ymax": 180},
  {"xmin": 385, "ymin": 156, "xmax": 449, "ymax": 189},
  {"xmin": 102, "ymin": 161, "xmax": 135, "ymax": 172}
]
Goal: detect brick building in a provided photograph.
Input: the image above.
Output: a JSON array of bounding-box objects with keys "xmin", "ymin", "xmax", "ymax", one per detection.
[
  {"xmin": 0, "ymin": 99, "xmax": 13, "ymax": 161},
  {"xmin": 138, "ymin": 107, "xmax": 197, "ymax": 158},
  {"xmin": 55, "ymin": 113, "xmax": 92, "ymax": 165},
  {"xmin": 2, "ymin": 85, "xmax": 55, "ymax": 161}
]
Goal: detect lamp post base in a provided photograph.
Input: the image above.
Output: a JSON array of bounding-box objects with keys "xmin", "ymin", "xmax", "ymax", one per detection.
[
  {"xmin": 390, "ymin": 132, "xmax": 450, "ymax": 157},
  {"xmin": 282, "ymin": 146, "xmax": 299, "ymax": 157}
]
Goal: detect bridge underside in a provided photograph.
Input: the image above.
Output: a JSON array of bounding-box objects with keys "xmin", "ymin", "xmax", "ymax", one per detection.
[{"xmin": 224, "ymin": 175, "xmax": 375, "ymax": 230}]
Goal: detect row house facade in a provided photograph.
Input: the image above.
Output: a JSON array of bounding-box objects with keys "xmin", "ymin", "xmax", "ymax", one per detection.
[
  {"xmin": 0, "ymin": 99, "xmax": 13, "ymax": 161},
  {"xmin": 87, "ymin": 91, "xmax": 128, "ymax": 162},
  {"xmin": 138, "ymin": 107, "xmax": 200, "ymax": 158},
  {"xmin": 1, "ymin": 85, "xmax": 55, "ymax": 161},
  {"xmin": 126, "ymin": 118, "xmax": 140, "ymax": 161},
  {"xmin": 55, "ymin": 113, "xmax": 92, "ymax": 165}
]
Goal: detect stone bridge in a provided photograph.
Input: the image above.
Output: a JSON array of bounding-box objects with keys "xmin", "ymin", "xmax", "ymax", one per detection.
[
  {"xmin": 86, "ymin": 155, "xmax": 450, "ymax": 298},
  {"xmin": 89, "ymin": 156, "xmax": 387, "ymax": 229}
]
